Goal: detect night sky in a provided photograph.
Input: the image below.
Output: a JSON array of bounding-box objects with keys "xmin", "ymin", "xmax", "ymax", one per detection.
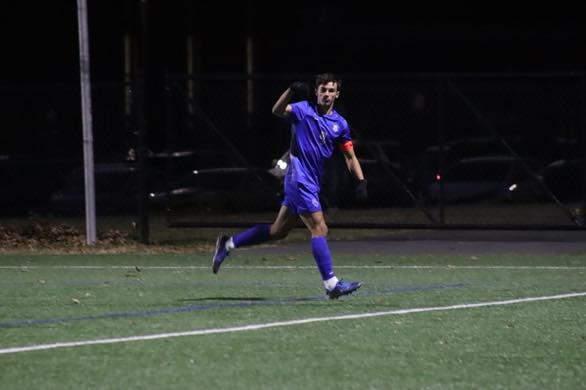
[
  {"xmin": 1, "ymin": 2, "xmax": 584, "ymax": 159},
  {"xmin": 0, "ymin": 1, "xmax": 583, "ymax": 215},
  {"xmin": 2, "ymin": 2, "xmax": 584, "ymax": 84}
]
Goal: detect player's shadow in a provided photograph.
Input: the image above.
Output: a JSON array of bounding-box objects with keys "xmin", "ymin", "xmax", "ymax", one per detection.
[
  {"xmin": 178, "ymin": 296, "xmax": 322, "ymax": 303},
  {"xmin": 179, "ymin": 297, "xmax": 268, "ymax": 302}
]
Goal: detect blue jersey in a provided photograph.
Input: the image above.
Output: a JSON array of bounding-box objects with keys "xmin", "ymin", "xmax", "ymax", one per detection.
[{"xmin": 285, "ymin": 101, "xmax": 351, "ymax": 193}]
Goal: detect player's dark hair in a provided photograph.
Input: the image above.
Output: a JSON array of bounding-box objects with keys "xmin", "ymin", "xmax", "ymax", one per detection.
[{"xmin": 315, "ymin": 73, "xmax": 342, "ymax": 92}]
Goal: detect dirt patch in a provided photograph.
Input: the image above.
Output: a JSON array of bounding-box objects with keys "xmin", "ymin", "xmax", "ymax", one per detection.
[{"xmin": 0, "ymin": 221, "xmax": 213, "ymax": 254}]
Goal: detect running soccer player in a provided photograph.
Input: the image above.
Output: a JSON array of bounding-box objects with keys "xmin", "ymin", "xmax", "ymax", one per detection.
[{"xmin": 212, "ymin": 73, "xmax": 368, "ymax": 299}]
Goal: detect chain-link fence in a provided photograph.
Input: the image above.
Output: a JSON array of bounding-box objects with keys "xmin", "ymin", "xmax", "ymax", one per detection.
[
  {"xmin": 163, "ymin": 73, "xmax": 585, "ymax": 228},
  {"xmin": 0, "ymin": 82, "xmax": 134, "ymax": 219},
  {"xmin": 1, "ymin": 73, "xmax": 584, "ymax": 230}
]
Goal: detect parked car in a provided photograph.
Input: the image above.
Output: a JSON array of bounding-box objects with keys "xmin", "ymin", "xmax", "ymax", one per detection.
[
  {"xmin": 50, "ymin": 163, "xmax": 167, "ymax": 215},
  {"xmin": 424, "ymin": 155, "xmax": 543, "ymax": 203},
  {"xmin": 0, "ymin": 156, "xmax": 74, "ymax": 216},
  {"xmin": 542, "ymin": 159, "xmax": 583, "ymax": 202},
  {"xmin": 162, "ymin": 167, "xmax": 283, "ymax": 212},
  {"xmin": 413, "ymin": 137, "xmax": 519, "ymax": 194}
]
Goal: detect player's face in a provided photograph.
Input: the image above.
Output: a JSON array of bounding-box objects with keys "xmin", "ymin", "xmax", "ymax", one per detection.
[{"xmin": 315, "ymin": 82, "xmax": 340, "ymax": 107}]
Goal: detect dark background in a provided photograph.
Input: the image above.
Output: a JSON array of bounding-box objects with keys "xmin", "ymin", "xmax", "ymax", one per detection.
[
  {"xmin": 0, "ymin": 1, "xmax": 584, "ymax": 220},
  {"xmin": 2, "ymin": 2, "xmax": 584, "ymax": 152},
  {"xmin": 2, "ymin": 2, "xmax": 584, "ymax": 84}
]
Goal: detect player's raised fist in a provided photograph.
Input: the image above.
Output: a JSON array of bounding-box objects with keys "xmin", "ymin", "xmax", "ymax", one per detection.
[{"xmin": 289, "ymin": 81, "xmax": 310, "ymax": 101}]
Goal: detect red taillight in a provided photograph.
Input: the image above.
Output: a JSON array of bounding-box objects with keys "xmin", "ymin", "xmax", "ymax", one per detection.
[{"xmin": 435, "ymin": 174, "xmax": 441, "ymax": 181}]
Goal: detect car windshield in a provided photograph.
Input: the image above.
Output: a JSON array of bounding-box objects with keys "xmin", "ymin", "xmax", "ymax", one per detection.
[{"xmin": 447, "ymin": 161, "xmax": 512, "ymax": 181}]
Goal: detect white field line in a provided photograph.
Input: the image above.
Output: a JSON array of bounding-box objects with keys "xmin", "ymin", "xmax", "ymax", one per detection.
[
  {"xmin": 1, "ymin": 291, "xmax": 585, "ymax": 355},
  {"xmin": 1, "ymin": 265, "xmax": 586, "ymax": 270}
]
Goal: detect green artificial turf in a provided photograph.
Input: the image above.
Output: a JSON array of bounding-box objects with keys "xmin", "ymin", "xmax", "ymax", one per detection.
[{"xmin": 1, "ymin": 253, "xmax": 585, "ymax": 389}]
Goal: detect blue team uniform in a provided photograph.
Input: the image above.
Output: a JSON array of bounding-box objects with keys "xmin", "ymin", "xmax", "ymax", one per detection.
[
  {"xmin": 282, "ymin": 101, "xmax": 352, "ymax": 214},
  {"xmin": 213, "ymin": 95, "xmax": 363, "ymax": 298}
]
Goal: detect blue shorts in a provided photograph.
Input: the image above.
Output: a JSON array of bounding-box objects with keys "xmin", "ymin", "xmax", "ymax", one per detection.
[{"xmin": 281, "ymin": 181, "xmax": 322, "ymax": 215}]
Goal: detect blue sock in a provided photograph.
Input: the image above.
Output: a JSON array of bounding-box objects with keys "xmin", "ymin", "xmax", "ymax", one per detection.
[
  {"xmin": 233, "ymin": 224, "xmax": 271, "ymax": 248},
  {"xmin": 311, "ymin": 236, "xmax": 335, "ymax": 281}
]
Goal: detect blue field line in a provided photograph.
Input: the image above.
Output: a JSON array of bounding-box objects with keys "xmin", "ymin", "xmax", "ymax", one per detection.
[
  {"xmin": 375, "ymin": 283, "xmax": 467, "ymax": 295},
  {"xmin": 0, "ymin": 283, "xmax": 467, "ymax": 329}
]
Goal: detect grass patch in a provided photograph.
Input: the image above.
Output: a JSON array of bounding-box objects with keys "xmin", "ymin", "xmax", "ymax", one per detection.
[{"xmin": 1, "ymin": 253, "xmax": 585, "ymax": 389}]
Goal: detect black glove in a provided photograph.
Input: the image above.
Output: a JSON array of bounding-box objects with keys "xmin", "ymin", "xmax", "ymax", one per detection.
[
  {"xmin": 289, "ymin": 81, "xmax": 310, "ymax": 102},
  {"xmin": 355, "ymin": 179, "xmax": 368, "ymax": 202}
]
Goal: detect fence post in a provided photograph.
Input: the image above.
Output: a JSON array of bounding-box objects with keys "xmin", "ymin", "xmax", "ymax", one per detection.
[
  {"xmin": 436, "ymin": 77, "xmax": 446, "ymax": 224},
  {"xmin": 136, "ymin": 0, "xmax": 150, "ymax": 244},
  {"xmin": 76, "ymin": 0, "xmax": 97, "ymax": 245},
  {"xmin": 163, "ymin": 75, "xmax": 175, "ymax": 221},
  {"xmin": 576, "ymin": 73, "xmax": 586, "ymax": 227}
]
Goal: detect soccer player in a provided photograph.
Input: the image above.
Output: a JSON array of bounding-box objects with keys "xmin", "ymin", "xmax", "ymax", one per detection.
[{"xmin": 212, "ymin": 73, "xmax": 368, "ymax": 299}]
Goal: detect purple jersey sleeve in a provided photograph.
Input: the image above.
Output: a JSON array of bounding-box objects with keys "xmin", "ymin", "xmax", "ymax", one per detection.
[{"xmin": 288, "ymin": 101, "xmax": 305, "ymax": 124}]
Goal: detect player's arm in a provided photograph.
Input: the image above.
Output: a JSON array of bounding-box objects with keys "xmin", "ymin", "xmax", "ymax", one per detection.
[
  {"xmin": 341, "ymin": 141, "xmax": 368, "ymax": 201},
  {"xmin": 340, "ymin": 142, "xmax": 365, "ymax": 181},
  {"xmin": 271, "ymin": 88, "xmax": 294, "ymax": 119}
]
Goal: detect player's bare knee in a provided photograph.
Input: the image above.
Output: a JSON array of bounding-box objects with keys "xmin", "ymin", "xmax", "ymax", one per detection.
[{"xmin": 314, "ymin": 223, "xmax": 328, "ymax": 237}]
